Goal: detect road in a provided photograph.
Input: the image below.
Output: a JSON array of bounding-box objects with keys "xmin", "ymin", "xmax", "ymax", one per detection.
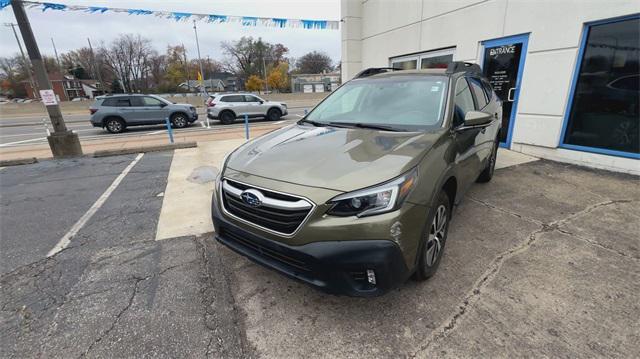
[{"xmin": 0, "ymin": 108, "xmax": 308, "ymax": 147}]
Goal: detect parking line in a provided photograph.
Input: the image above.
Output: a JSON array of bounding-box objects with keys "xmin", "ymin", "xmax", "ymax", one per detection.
[{"xmin": 46, "ymin": 153, "xmax": 145, "ymax": 257}]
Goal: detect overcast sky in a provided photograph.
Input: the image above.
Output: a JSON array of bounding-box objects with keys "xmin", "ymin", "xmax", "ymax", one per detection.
[{"xmin": 0, "ymin": 0, "xmax": 341, "ymax": 65}]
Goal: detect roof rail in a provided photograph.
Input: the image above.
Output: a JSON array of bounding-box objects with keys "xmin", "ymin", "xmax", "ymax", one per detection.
[
  {"xmin": 354, "ymin": 67, "xmax": 402, "ymax": 79},
  {"xmin": 445, "ymin": 62, "xmax": 482, "ymax": 75}
]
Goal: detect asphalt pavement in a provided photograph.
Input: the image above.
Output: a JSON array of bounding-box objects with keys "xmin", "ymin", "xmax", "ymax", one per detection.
[{"xmin": 1, "ymin": 148, "xmax": 638, "ymax": 358}]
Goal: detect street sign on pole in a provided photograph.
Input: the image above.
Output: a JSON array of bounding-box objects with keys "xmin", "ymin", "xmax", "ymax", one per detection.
[{"xmin": 39, "ymin": 89, "xmax": 57, "ymax": 106}]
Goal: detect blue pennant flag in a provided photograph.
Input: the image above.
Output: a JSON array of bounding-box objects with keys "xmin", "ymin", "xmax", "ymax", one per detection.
[
  {"xmin": 208, "ymin": 15, "xmax": 228, "ymax": 23},
  {"xmin": 87, "ymin": 6, "xmax": 108, "ymax": 13},
  {"xmin": 241, "ymin": 16, "xmax": 258, "ymax": 26},
  {"xmin": 302, "ymin": 20, "xmax": 327, "ymax": 29},
  {"xmin": 272, "ymin": 18, "xmax": 287, "ymax": 28},
  {"xmin": 171, "ymin": 12, "xmax": 191, "ymax": 21},
  {"xmin": 42, "ymin": 2, "xmax": 66, "ymax": 12},
  {"xmin": 0, "ymin": 0, "xmax": 11, "ymax": 11},
  {"xmin": 127, "ymin": 9, "xmax": 153, "ymax": 16}
]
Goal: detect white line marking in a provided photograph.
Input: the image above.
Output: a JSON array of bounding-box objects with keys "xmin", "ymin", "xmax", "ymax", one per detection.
[
  {"xmin": 274, "ymin": 120, "xmax": 286, "ymax": 124},
  {"xmin": 295, "ymin": 114, "xmax": 304, "ymax": 118},
  {"xmin": 46, "ymin": 153, "xmax": 144, "ymax": 257},
  {"xmin": 146, "ymin": 130, "xmax": 166, "ymax": 135},
  {"xmin": 0, "ymin": 137, "xmax": 46, "ymax": 147}
]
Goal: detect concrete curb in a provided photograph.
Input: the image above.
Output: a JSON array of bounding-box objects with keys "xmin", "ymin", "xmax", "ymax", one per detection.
[
  {"xmin": 0, "ymin": 157, "xmax": 38, "ymax": 167},
  {"xmin": 92, "ymin": 142, "xmax": 198, "ymax": 158}
]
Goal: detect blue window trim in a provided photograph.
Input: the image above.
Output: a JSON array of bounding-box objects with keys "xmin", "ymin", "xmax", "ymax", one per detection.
[
  {"xmin": 480, "ymin": 33, "xmax": 530, "ymax": 149},
  {"xmin": 558, "ymin": 13, "xmax": 640, "ymax": 160}
]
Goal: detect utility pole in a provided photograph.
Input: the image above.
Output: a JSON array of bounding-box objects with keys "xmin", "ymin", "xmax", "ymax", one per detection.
[
  {"xmin": 182, "ymin": 43, "xmax": 190, "ymax": 92},
  {"xmin": 262, "ymin": 56, "xmax": 269, "ymax": 94},
  {"xmin": 5, "ymin": 22, "xmax": 38, "ymax": 99},
  {"xmin": 193, "ymin": 20, "xmax": 206, "ymax": 95},
  {"xmin": 11, "ymin": 0, "xmax": 82, "ymax": 157},
  {"xmin": 87, "ymin": 37, "xmax": 106, "ymax": 95}
]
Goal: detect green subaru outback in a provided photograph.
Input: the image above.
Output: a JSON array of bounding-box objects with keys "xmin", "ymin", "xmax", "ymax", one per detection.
[{"xmin": 212, "ymin": 62, "xmax": 502, "ymax": 296}]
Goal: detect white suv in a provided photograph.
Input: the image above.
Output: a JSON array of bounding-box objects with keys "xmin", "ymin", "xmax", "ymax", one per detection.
[{"xmin": 206, "ymin": 93, "xmax": 288, "ymax": 125}]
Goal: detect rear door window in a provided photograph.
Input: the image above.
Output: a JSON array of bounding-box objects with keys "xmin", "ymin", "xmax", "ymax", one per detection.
[{"xmin": 221, "ymin": 95, "xmax": 244, "ymax": 103}]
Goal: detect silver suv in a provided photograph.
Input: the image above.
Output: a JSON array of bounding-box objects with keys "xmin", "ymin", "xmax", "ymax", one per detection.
[
  {"xmin": 206, "ymin": 93, "xmax": 288, "ymax": 125},
  {"xmin": 90, "ymin": 94, "xmax": 198, "ymax": 133}
]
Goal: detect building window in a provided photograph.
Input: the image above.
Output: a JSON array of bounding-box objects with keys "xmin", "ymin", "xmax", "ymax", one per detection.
[
  {"xmin": 390, "ymin": 48, "xmax": 455, "ymax": 70},
  {"xmin": 562, "ymin": 15, "xmax": 639, "ymax": 157}
]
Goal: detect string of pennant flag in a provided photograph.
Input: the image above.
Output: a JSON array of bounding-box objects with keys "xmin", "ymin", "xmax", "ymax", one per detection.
[{"xmin": 0, "ymin": 0, "xmax": 340, "ymax": 30}]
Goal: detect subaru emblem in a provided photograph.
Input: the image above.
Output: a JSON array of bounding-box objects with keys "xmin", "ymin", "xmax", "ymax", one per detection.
[{"xmin": 241, "ymin": 189, "xmax": 263, "ymax": 207}]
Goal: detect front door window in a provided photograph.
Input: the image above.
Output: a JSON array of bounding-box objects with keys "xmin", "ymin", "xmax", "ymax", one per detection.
[{"xmin": 482, "ymin": 41, "xmax": 525, "ymax": 145}]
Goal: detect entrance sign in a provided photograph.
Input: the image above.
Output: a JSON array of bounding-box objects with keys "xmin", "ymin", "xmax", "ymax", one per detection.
[
  {"xmin": 481, "ymin": 35, "xmax": 529, "ymax": 148},
  {"xmin": 39, "ymin": 89, "xmax": 58, "ymax": 106}
]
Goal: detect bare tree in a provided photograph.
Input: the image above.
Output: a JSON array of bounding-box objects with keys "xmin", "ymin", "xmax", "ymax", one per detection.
[{"xmin": 100, "ymin": 34, "xmax": 155, "ymax": 92}]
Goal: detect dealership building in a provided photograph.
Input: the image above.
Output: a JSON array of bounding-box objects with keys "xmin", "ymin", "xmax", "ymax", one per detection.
[{"xmin": 340, "ymin": 1, "xmax": 639, "ymax": 174}]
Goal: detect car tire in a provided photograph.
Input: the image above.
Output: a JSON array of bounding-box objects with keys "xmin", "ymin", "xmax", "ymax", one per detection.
[
  {"xmin": 476, "ymin": 137, "xmax": 499, "ymax": 183},
  {"xmin": 220, "ymin": 111, "xmax": 235, "ymax": 125},
  {"xmin": 104, "ymin": 117, "xmax": 125, "ymax": 134},
  {"xmin": 171, "ymin": 113, "xmax": 188, "ymax": 128},
  {"xmin": 267, "ymin": 108, "xmax": 281, "ymax": 121},
  {"xmin": 414, "ymin": 190, "xmax": 450, "ymax": 281}
]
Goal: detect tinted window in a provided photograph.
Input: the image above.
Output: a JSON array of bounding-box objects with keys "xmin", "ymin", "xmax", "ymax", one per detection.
[
  {"xmin": 244, "ymin": 95, "xmax": 261, "ymax": 102},
  {"xmin": 469, "ymin": 78, "xmax": 488, "ymax": 108},
  {"xmin": 420, "ymin": 54, "xmax": 454, "ymax": 69},
  {"xmin": 391, "ymin": 59, "xmax": 417, "ymax": 70},
  {"xmin": 453, "ymin": 78, "xmax": 475, "ymax": 126},
  {"xmin": 564, "ymin": 17, "xmax": 639, "ymax": 154},
  {"xmin": 102, "ymin": 97, "xmax": 131, "ymax": 107},
  {"xmin": 221, "ymin": 95, "xmax": 244, "ymax": 103}
]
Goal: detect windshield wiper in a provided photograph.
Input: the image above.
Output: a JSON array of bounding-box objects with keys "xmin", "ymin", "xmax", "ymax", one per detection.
[
  {"xmin": 327, "ymin": 122, "xmax": 405, "ymax": 132},
  {"xmin": 298, "ymin": 118, "xmax": 327, "ymax": 127}
]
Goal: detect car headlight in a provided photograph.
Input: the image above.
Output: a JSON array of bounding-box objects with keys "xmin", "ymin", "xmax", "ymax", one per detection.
[{"xmin": 326, "ymin": 168, "xmax": 417, "ymax": 217}]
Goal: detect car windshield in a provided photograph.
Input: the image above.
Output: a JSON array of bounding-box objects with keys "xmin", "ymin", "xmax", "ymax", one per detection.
[{"xmin": 304, "ymin": 75, "xmax": 448, "ymax": 131}]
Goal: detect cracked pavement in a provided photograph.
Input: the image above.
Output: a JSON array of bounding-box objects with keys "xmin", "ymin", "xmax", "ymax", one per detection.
[{"xmin": 1, "ymin": 152, "xmax": 639, "ymax": 358}]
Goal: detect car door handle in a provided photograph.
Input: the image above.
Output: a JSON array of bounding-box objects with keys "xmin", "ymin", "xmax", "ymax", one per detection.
[{"xmin": 507, "ymin": 87, "xmax": 516, "ymax": 102}]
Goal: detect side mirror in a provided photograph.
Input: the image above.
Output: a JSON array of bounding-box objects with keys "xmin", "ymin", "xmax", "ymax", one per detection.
[
  {"xmin": 160, "ymin": 103, "xmax": 168, "ymax": 108},
  {"xmin": 259, "ymin": 100, "xmax": 264, "ymax": 104},
  {"xmin": 463, "ymin": 111, "xmax": 492, "ymax": 126}
]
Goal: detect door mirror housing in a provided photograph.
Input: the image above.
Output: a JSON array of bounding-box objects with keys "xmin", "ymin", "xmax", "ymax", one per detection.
[
  {"xmin": 259, "ymin": 100, "xmax": 264, "ymax": 104},
  {"xmin": 463, "ymin": 111, "xmax": 492, "ymax": 126},
  {"xmin": 159, "ymin": 102, "xmax": 168, "ymax": 108}
]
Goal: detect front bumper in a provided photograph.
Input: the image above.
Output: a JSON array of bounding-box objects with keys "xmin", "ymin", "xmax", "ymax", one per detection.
[{"xmin": 212, "ymin": 201, "xmax": 411, "ymax": 297}]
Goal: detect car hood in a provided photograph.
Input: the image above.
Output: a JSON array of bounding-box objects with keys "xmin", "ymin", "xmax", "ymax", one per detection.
[{"xmin": 225, "ymin": 124, "xmax": 442, "ymax": 192}]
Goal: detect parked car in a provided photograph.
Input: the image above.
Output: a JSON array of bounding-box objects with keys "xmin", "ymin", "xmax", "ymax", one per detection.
[
  {"xmin": 211, "ymin": 62, "xmax": 502, "ymax": 296},
  {"xmin": 89, "ymin": 94, "xmax": 198, "ymax": 133},
  {"xmin": 206, "ymin": 93, "xmax": 287, "ymax": 124}
]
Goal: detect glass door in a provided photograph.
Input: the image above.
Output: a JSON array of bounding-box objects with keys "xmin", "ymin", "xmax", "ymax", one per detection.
[{"xmin": 481, "ymin": 34, "xmax": 529, "ymax": 147}]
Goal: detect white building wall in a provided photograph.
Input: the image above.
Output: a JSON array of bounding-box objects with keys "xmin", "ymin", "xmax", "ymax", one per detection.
[{"xmin": 341, "ymin": 0, "xmax": 640, "ymax": 174}]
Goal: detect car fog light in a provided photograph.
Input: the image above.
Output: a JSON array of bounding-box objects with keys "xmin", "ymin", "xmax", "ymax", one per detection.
[
  {"xmin": 390, "ymin": 221, "xmax": 402, "ymax": 241},
  {"xmin": 366, "ymin": 269, "xmax": 376, "ymax": 285}
]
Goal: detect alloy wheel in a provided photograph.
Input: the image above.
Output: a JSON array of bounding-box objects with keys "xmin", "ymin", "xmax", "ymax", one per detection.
[
  {"xmin": 425, "ymin": 204, "xmax": 447, "ymax": 267},
  {"xmin": 107, "ymin": 120, "xmax": 122, "ymax": 133},
  {"xmin": 173, "ymin": 115, "xmax": 187, "ymax": 128}
]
